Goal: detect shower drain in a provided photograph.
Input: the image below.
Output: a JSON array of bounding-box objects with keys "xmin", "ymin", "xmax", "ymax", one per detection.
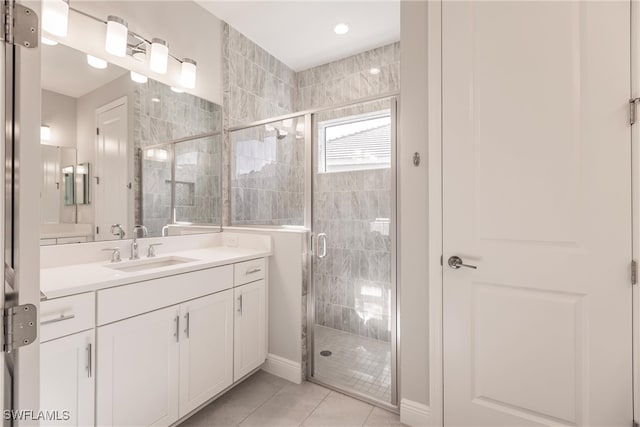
[{"xmin": 320, "ymin": 350, "xmax": 332, "ymax": 357}]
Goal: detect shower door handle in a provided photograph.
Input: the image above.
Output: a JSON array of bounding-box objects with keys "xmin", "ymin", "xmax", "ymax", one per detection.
[{"xmin": 317, "ymin": 233, "xmax": 327, "ymax": 258}]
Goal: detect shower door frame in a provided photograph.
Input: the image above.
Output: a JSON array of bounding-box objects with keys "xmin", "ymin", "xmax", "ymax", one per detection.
[{"xmin": 306, "ymin": 94, "xmax": 399, "ymax": 411}]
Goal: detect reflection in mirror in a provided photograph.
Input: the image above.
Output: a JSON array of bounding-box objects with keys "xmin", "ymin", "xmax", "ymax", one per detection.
[
  {"xmin": 41, "ymin": 42, "xmax": 222, "ymax": 244},
  {"xmin": 62, "ymin": 165, "xmax": 75, "ymax": 206},
  {"xmin": 75, "ymin": 163, "xmax": 90, "ymax": 205}
]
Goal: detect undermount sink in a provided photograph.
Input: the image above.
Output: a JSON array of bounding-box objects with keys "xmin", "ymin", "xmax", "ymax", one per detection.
[{"xmin": 107, "ymin": 256, "xmax": 198, "ymax": 273}]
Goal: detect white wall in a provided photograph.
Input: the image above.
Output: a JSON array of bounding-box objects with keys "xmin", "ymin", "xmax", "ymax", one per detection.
[
  {"xmin": 76, "ymin": 73, "xmax": 133, "ymax": 229},
  {"xmin": 224, "ymin": 227, "xmax": 306, "ymax": 383},
  {"xmin": 47, "ymin": 1, "xmax": 222, "ymax": 104},
  {"xmin": 399, "ymin": 1, "xmax": 435, "ymax": 424},
  {"xmin": 41, "ymin": 90, "xmax": 76, "ymax": 148}
]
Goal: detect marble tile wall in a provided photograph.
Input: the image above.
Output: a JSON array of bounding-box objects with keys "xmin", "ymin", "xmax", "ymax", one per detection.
[
  {"xmin": 135, "ymin": 79, "xmax": 223, "ymax": 237},
  {"xmin": 222, "ymin": 23, "xmax": 298, "ymax": 226},
  {"xmin": 296, "ymin": 42, "xmax": 400, "ymax": 111}
]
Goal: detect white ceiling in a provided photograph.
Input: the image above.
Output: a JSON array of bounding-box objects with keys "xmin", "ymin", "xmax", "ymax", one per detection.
[
  {"xmin": 196, "ymin": 1, "xmax": 400, "ymax": 71},
  {"xmin": 41, "ymin": 43, "xmax": 128, "ymax": 99}
]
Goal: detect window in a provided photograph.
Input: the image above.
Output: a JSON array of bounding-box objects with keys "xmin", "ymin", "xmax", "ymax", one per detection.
[{"xmin": 319, "ymin": 111, "xmax": 391, "ymax": 173}]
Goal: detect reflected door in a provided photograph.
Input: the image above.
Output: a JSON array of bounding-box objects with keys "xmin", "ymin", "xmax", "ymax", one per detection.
[
  {"xmin": 310, "ymin": 97, "xmax": 397, "ymax": 405},
  {"xmin": 442, "ymin": 1, "xmax": 632, "ymax": 425},
  {"xmin": 95, "ymin": 98, "xmax": 129, "ymax": 240}
]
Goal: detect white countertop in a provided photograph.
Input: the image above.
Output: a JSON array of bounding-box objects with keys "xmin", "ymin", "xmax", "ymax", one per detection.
[{"xmin": 41, "ymin": 246, "xmax": 272, "ymax": 300}]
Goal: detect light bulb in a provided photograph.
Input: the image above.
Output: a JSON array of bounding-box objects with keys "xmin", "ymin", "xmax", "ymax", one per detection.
[
  {"xmin": 334, "ymin": 23, "xmax": 349, "ymax": 35},
  {"xmin": 105, "ymin": 16, "xmax": 128, "ymax": 57},
  {"xmin": 41, "ymin": 36, "xmax": 58, "ymax": 46},
  {"xmin": 87, "ymin": 54, "xmax": 107, "ymax": 69},
  {"xmin": 130, "ymin": 71, "xmax": 148, "ymax": 84},
  {"xmin": 180, "ymin": 58, "xmax": 197, "ymax": 89},
  {"xmin": 149, "ymin": 38, "xmax": 168, "ymax": 74},
  {"xmin": 42, "ymin": 0, "xmax": 69, "ymax": 37},
  {"xmin": 41, "ymin": 125, "xmax": 51, "ymax": 141}
]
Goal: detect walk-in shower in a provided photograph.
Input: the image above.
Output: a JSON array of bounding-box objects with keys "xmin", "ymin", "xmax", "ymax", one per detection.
[{"xmin": 228, "ymin": 94, "xmax": 398, "ymax": 408}]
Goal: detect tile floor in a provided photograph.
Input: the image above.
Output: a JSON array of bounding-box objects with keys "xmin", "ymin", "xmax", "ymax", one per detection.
[
  {"xmin": 179, "ymin": 371, "xmax": 404, "ymax": 427},
  {"xmin": 313, "ymin": 326, "xmax": 391, "ymax": 403}
]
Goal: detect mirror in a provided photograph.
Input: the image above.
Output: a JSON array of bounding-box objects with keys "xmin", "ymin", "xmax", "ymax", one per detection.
[{"xmin": 41, "ymin": 43, "xmax": 222, "ymax": 244}]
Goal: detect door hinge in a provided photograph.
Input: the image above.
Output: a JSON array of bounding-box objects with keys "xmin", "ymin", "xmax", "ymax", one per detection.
[
  {"xmin": 3, "ymin": 304, "xmax": 37, "ymax": 353},
  {"xmin": 630, "ymin": 98, "xmax": 640, "ymax": 126},
  {"xmin": 632, "ymin": 260, "xmax": 637, "ymax": 285},
  {"xmin": 2, "ymin": 1, "xmax": 37, "ymax": 48},
  {"xmin": 96, "ymin": 128, "xmax": 100, "ymax": 135}
]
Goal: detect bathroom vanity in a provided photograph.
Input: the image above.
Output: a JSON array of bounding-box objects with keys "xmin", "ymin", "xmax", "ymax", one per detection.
[{"xmin": 39, "ymin": 233, "xmax": 271, "ymax": 427}]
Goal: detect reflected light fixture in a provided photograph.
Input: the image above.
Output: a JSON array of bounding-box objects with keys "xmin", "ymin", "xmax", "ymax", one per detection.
[
  {"xmin": 180, "ymin": 58, "xmax": 197, "ymax": 89},
  {"xmin": 334, "ymin": 23, "xmax": 349, "ymax": 35},
  {"xmin": 369, "ymin": 67, "xmax": 381, "ymax": 75},
  {"xmin": 41, "ymin": 36, "xmax": 58, "ymax": 46},
  {"xmin": 41, "ymin": 125, "xmax": 51, "ymax": 141},
  {"xmin": 130, "ymin": 71, "xmax": 148, "ymax": 84},
  {"xmin": 149, "ymin": 38, "xmax": 169, "ymax": 74},
  {"xmin": 87, "ymin": 54, "xmax": 107, "ymax": 69},
  {"xmin": 42, "ymin": 0, "xmax": 69, "ymax": 37},
  {"xmin": 105, "ymin": 16, "xmax": 128, "ymax": 57},
  {"xmin": 170, "ymin": 86, "xmax": 184, "ymax": 93}
]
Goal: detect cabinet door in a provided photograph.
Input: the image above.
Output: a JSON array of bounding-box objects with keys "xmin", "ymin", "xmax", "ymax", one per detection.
[
  {"xmin": 179, "ymin": 290, "xmax": 234, "ymax": 416},
  {"xmin": 96, "ymin": 305, "xmax": 180, "ymax": 427},
  {"xmin": 41, "ymin": 330, "xmax": 94, "ymax": 427},
  {"xmin": 234, "ymin": 280, "xmax": 266, "ymax": 380}
]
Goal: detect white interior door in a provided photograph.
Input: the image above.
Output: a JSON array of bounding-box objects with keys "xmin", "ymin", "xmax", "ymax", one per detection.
[
  {"xmin": 442, "ymin": 1, "xmax": 632, "ymax": 426},
  {"xmin": 95, "ymin": 98, "xmax": 128, "ymax": 240}
]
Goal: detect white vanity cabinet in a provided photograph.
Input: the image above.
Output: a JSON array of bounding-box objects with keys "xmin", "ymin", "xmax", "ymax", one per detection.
[
  {"xmin": 40, "ymin": 330, "xmax": 95, "ymax": 427},
  {"xmin": 234, "ymin": 279, "xmax": 267, "ymax": 380},
  {"xmin": 96, "ymin": 305, "xmax": 180, "ymax": 427},
  {"xmin": 179, "ymin": 290, "xmax": 234, "ymax": 416}
]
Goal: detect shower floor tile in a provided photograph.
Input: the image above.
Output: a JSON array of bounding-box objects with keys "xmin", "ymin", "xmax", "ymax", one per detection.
[{"xmin": 313, "ymin": 325, "xmax": 392, "ymax": 403}]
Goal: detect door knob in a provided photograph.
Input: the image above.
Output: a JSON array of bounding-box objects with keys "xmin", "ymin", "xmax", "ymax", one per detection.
[{"xmin": 448, "ymin": 256, "xmax": 477, "ymax": 270}]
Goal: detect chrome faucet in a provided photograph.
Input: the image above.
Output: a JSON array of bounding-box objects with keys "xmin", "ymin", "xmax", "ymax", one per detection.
[
  {"xmin": 161, "ymin": 225, "xmax": 170, "ymax": 237},
  {"xmin": 130, "ymin": 225, "xmax": 148, "ymax": 260},
  {"xmin": 110, "ymin": 224, "xmax": 125, "ymax": 239}
]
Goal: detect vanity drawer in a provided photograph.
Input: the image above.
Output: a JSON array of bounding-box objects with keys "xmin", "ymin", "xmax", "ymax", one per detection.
[
  {"xmin": 40, "ymin": 292, "xmax": 95, "ymax": 342},
  {"xmin": 234, "ymin": 258, "xmax": 265, "ymax": 286}
]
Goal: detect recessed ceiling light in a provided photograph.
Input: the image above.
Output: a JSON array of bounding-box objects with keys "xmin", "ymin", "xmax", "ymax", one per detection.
[
  {"xmin": 41, "ymin": 36, "xmax": 58, "ymax": 46},
  {"xmin": 369, "ymin": 67, "xmax": 381, "ymax": 75},
  {"xmin": 87, "ymin": 54, "xmax": 107, "ymax": 69},
  {"xmin": 334, "ymin": 23, "xmax": 349, "ymax": 35}
]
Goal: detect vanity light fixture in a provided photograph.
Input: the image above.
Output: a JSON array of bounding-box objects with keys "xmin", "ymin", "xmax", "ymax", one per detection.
[
  {"xmin": 41, "ymin": 125, "xmax": 51, "ymax": 141},
  {"xmin": 41, "ymin": 36, "xmax": 58, "ymax": 46},
  {"xmin": 87, "ymin": 54, "xmax": 107, "ymax": 69},
  {"xmin": 334, "ymin": 23, "xmax": 349, "ymax": 35},
  {"xmin": 42, "ymin": 0, "xmax": 69, "ymax": 37},
  {"xmin": 180, "ymin": 58, "xmax": 197, "ymax": 89},
  {"xmin": 130, "ymin": 71, "xmax": 148, "ymax": 84},
  {"xmin": 105, "ymin": 16, "xmax": 128, "ymax": 57},
  {"xmin": 149, "ymin": 38, "xmax": 169, "ymax": 74}
]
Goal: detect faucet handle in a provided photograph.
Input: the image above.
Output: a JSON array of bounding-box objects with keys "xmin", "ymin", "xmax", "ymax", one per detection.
[
  {"xmin": 110, "ymin": 224, "xmax": 125, "ymax": 239},
  {"xmin": 133, "ymin": 225, "xmax": 149, "ymax": 237},
  {"xmin": 102, "ymin": 248, "xmax": 121, "ymax": 263},
  {"xmin": 147, "ymin": 243, "xmax": 163, "ymax": 258}
]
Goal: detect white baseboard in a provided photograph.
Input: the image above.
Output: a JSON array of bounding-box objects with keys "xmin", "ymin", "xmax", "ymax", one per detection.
[
  {"xmin": 261, "ymin": 353, "xmax": 302, "ymax": 384},
  {"xmin": 400, "ymin": 399, "xmax": 431, "ymax": 426}
]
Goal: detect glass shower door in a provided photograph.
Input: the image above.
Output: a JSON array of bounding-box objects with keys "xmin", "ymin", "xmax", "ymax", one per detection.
[{"xmin": 310, "ymin": 97, "xmax": 397, "ymax": 406}]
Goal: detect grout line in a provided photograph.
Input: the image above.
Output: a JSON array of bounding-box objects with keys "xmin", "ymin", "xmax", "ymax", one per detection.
[
  {"xmin": 362, "ymin": 405, "xmax": 376, "ymax": 427},
  {"xmin": 235, "ymin": 373, "xmax": 290, "ymax": 426},
  {"xmin": 299, "ymin": 389, "xmax": 333, "ymax": 427}
]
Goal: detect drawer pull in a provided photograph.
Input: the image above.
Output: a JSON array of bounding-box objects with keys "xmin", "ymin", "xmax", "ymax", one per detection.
[
  {"xmin": 41, "ymin": 313, "xmax": 75, "ymax": 325},
  {"xmin": 246, "ymin": 267, "xmax": 261, "ymax": 275},
  {"xmin": 86, "ymin": 343, "xmax": 92, "ymax": 378}
]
